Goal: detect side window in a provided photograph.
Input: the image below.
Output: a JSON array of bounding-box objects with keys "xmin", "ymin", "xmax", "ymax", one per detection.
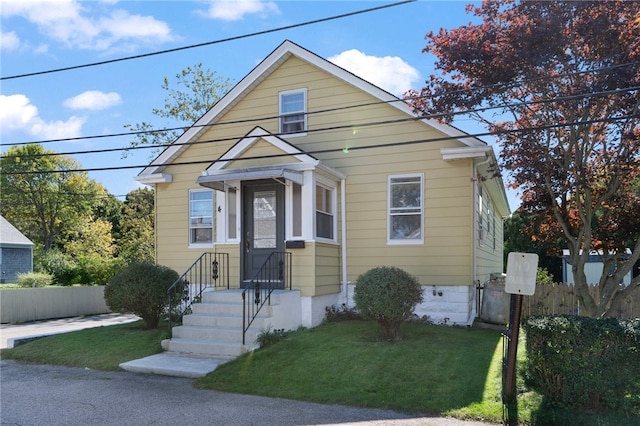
[
  {"xmin": 316, "ymin": 183, "xmax": 334, "ymax": 240},
  {"xmin": 189, "ymin": 189, "xmax": 214, "ymax": 245},
  {"xmin": 388, "ymin": 174, "xmax": 423, "ymax": 244},
  {"xmin": 279, "ymin": 89, "xmax": 306, "ymax": 135}
]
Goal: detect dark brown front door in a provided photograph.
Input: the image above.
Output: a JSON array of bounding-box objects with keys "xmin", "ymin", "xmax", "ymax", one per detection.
[{"xmin": 241, "ymin": 180, "xmax": 285, "ymax": 288}]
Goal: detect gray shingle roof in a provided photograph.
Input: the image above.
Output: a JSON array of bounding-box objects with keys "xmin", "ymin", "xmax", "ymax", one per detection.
[{"xmin": 0, "ymin": 215, "xmax": 34, "ymax": 246}]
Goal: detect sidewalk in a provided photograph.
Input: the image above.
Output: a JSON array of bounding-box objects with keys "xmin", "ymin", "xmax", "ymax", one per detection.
[{"xmin": 0, "ymin": 313, "xmax": 139, "ymax": 349}]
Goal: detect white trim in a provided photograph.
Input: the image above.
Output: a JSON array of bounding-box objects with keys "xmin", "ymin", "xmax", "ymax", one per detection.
[
  {"xmin": 188, "ymin": 188, "xmax": 215, "ymax": 247},
  {"xmin": 279, "ymin": 88, "xmax": 307, "ymax": 137},
  {"xmin": 134, "ymin": 173, "xmax": 172, "ymax": 185},
  {"xmin": 387, "ymin": 173, "xmax": 424, "ymax": 245},
  {"xmin": 138, "ymin": 40, "xmax": 489, "ymax": 178}
]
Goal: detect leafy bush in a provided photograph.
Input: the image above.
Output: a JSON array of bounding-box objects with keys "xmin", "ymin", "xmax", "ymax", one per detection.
[
  {"xmin": 16, "ymin": 272, "xmax": 53, "ymax": 288},
  {"xmin": 36, "ymin": 249, "xmax": 80, "ymax": 285},
  {"xmin": 353, "ymin": 266, "xmax": 424, "ymax": 342},
  {"xmin": 104, "ymin": 263, "xmax": 179, "ymax": 329},
  {"xmin": 324, "ymin": 304, "xmax": 361, "ymax": 322},
  {"xmin": 76, "ymin": 254, "xmax": 122, "ymax": 286},
  {"xmin": 524, "ymin": 315, "xmax": 640, "ymax": 414}
]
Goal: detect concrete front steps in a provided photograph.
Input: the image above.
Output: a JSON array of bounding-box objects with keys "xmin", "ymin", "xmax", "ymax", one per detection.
[{"xmin": 120, "ymin": 288, "xmax": 301, "ymax": 378}]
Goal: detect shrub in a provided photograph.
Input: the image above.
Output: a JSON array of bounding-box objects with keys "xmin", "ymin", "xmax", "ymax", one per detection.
[
  {"xmin": 104, "ymin": 263, "xmax": 179, "ymax": 329},
  {"xmin": 36, "ymin": 249, "xmax": 80, "ymax": 285},
  {"xmin": 353, "ymin": 266, "xmax": 424, "ymax": 342},
  {"xmin": 255, "ymin": 326, "xmax": 289, "ymax": 348},
  {"xmin": 524, "ymin": 315, "xmax": 640, "ymax": 414},
  {"xmin": 324, "ymin": 304, "xmax": 361, "ymax": 322},
  {"xmin": 16, "ymin": 272, "xmax": 53, "ymax": 288}
]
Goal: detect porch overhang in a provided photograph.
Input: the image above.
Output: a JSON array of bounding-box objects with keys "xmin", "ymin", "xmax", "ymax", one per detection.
[{"xmin": 197, "ymin": 166, "xmax": 305, "ymax": 191}]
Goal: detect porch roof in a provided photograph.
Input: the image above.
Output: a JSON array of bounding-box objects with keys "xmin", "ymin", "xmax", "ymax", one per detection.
[{"xmin": 197, "ymin": 166, "xmax": 304, "ymax": 191}]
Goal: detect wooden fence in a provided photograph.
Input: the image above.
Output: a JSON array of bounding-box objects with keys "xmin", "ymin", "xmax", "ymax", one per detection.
[{"xmin": 522, "ymin": 283, "xmax": 640, "ymax": 320}]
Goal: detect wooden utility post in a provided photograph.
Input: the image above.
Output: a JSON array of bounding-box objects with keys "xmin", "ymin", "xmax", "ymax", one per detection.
[{"xmin": 503, "ymin": 252, "xmax": 538, "ymax": 426}]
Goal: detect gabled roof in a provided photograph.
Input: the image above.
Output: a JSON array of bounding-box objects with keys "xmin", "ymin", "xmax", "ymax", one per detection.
[
  {"xmin": 137, "ymin": 40, "xmax": 487, "ymax": 178},
  {"xmin": 0, "ymin": 215, "xmax": 33, "ymax": 247},
  {"xmin": 196, "ymin": 126, "xmax": 345, "ymax": 191}
]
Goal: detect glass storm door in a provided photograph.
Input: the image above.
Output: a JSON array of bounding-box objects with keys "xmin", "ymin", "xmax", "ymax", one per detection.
[{"xmin": 241, "ymin": 180, "xmax": 285, "ymax": 288}]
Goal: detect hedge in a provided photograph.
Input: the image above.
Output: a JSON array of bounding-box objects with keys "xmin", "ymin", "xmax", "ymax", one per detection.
[{"xmin": 524, "ymin": 314, "xmax": 640, "ymax": 414}]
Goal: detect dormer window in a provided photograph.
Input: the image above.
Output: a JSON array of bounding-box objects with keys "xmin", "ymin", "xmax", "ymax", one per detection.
[{"xmin": 279, "ymin": 89, "xmax": 307, "ymax": 135}]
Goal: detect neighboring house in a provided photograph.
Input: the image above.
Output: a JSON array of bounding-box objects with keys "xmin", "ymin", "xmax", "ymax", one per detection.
[
  {"xmin": 0, "ymin": 215, "xmax": 34, "ymax": 283},
  {"xmin": 137, "ymin": 40, "xmax": 510, "ymax": 331},
  {"xmin": 562, "ymin": 249, "xmax": 633, "ymax": 286}
]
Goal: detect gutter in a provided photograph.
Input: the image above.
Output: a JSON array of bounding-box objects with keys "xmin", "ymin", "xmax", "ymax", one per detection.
[{"xmin": 341, "ymin": 178, "xmax": 349, "ymax": 305}]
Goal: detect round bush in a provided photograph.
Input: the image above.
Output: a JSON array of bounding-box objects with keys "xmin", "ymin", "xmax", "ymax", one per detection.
[
  {"xmin": 104, "ymin": 263, "xmax": 179, "ymax": 329},
  {"xmin": 353, "ymin": 266, "xmax": 424, "ymax": 341}
]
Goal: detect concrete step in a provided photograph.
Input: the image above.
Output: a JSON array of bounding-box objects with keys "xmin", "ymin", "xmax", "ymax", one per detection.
[
  {"xmin": 164, "ymin": 337, "xmax": 257, "ymax": 357},
  {"xmin": 171, "ymin": 324, "xmax": 261, "ymax": 343}
]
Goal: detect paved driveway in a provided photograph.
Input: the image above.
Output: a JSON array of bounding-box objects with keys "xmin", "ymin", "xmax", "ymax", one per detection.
[{"xmin": 0, "ymin": 360, "xmax": 498, "ymax": 426}]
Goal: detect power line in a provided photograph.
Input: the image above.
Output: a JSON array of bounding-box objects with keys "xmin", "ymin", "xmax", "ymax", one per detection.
[
  {"xmin": 2, "ymin": 84, "xmax": 638, "ymax": 159},
  {"xmin": 3, "ymin": 59, "xmax": 638, "ymax": 149},
  {"xmin": 0, "ymin": 0, "xmax": 415, "ymax": 81},
  {"xmin": 3, "ymin": 113, "xmax": 637, "ymax": 176}
]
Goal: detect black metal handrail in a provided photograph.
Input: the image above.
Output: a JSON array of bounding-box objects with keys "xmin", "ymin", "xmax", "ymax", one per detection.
[
  {"xmin": 168, "ymin": 252, "xmax": 229, "ymax": 337},
  {"xmin": 242, "ymin": 251, "xmax": 291, "ymax": 344}
]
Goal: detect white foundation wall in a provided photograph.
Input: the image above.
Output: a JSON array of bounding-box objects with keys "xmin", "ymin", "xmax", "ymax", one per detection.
[
  {"xmin": 297, "ymin": 284, "xmax": 478, "ymax": 328},
  {"xmin": 340, "ymin": 284, "xmax": 476, "ymax": 326}
]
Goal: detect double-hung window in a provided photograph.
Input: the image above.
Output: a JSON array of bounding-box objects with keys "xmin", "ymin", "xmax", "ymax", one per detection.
[
  {"xmin": 316, "ymin": 183, "xmax": 334, "ymax": 240},
  {"xmin": 388, "ymin": 174, "xmax": 423, "ymax": 243},
  {"xmin": 279, "ymin": 89, "xmax": 306, "ymax": 135},
  {"xmin": 189, "ymin": 189, "xmax": 214, "ymax": 245}
]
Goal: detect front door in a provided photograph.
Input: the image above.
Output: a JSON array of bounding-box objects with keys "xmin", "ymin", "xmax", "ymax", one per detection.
[{"xmin": 241, "ymin": 180, "xmax": 285, "ymax": 288}]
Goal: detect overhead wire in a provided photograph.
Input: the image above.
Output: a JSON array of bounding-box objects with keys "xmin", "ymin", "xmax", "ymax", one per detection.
[
  {"xmin": 2, "ymin": 83, "xmax": 638, "ymax": 159},
  {"xmin": 0, "ymin": 0, "xmax": 415, "ymax": 81},
  {"xmin": 3, "ymin": 113, "xmax": 638, "ymax": 175}
]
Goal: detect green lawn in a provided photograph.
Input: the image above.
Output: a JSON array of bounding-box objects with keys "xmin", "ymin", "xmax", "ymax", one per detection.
[
  {"xmin": 1, "ymin": 320, "xmax": 167, "ymax": 371},
  {"xmin": 2, "ymin": 319, "xmax": 638, "ymax": 425}
]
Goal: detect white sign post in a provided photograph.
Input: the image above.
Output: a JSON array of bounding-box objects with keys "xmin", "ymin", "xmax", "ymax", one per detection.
[{"xmin": 503, "ymin": 252, "xmax": 538, "ymax": 425}]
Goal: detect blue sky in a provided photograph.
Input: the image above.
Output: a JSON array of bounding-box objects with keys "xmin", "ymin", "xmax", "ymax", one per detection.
[{"xmin": 1, "ymin": 0, "xmax": 517, "ymax": 209}]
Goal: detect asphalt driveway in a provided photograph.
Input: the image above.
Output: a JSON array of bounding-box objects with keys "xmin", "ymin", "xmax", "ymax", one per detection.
[{"xmin": 0, "ymin": 360, "xmax": 498, "ymax": 426}]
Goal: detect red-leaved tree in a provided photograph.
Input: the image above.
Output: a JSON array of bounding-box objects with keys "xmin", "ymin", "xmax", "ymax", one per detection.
[{"xmin": 408, "ymin": 0, "xmax": 640, "ymax": 317}]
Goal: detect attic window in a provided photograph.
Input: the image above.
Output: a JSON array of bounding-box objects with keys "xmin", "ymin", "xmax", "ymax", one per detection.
[{"xmin": 279, "ymin": 89, "xmax": 306, "ymax": 135}]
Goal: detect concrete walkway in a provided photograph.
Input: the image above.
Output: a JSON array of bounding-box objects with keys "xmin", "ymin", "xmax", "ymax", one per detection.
[{"xmin": 0, "ymin": 313, "xmax": 139, "ymax": 349}]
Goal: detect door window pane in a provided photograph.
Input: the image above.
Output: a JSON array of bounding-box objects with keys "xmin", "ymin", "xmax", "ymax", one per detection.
[{"xmin": 253, "ymin": 190, "xmax": 276, "ymax": 248}]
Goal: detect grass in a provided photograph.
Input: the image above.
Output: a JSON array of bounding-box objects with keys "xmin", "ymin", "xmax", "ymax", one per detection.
[
  {"xmin": 1, "ymin": 320, "xmax": 167, "ymax": 371},
  {"xmin": 2, "ymin": 319, "xmax": 638, "ymax": 425}
]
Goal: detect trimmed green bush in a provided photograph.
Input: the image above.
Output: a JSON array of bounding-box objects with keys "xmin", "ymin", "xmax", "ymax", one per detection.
[
  {"xmin": 524, "ymin": 315, "xmax": 640, "ymax": 414},
  {"xmin": 353, "ymin": 266, "xmax": 424, "ymax": 342},
  {"xmin": 104, "ymin": 263, "xmax": 179, "ymax": 329},
  {"xmin": 16, "ymin": 272, "xmax": 53, "ymax": 288}
]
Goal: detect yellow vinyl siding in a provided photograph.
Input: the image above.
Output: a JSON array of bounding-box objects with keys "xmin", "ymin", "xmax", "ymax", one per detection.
[{"xmin": 153, "ymin": 54, "xmax": 486, "ymax": 292}]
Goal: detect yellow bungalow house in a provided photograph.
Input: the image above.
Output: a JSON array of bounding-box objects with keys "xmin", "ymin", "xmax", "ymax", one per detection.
[{"xmin": 136, "ymin": 40, "xmax": 510, "ymax": 357}]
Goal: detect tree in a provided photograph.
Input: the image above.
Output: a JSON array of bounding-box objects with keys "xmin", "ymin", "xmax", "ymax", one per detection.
[
  {"xmin": 0, "ymin": 144, "xmax": 106, "ymax": 251},
  {"xmin": 118, "ymin": 188, "xmax": 155, "ymax": 264},
  {"xmin": 503, "ymin": 210, "xmax": 563, "ymax": 282},
  {"xmin": 408, "ymin": 0, "xmax": 640, "ymax": 317},
  {"xmin": 123, "ymin": 63, "xmax": 234, "ymax": 158}
]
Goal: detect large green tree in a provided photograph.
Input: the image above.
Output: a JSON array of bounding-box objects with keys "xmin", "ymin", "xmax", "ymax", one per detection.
[
  {"xmin": 118, "ymin": 188, "xmax": 155, "ymax": 264},
  {"xmin": 1, "ymin": 144, "xmax": 106, "ymax": 251},
  {"xmin": 409, "ymin": 0, "xmax": 640, "ymax": 317},
  {"xmin": 123, "ymin": 63, "xmax": 233, "ymax": 158}
]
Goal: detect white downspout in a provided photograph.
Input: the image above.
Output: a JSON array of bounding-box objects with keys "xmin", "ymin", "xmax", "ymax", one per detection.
[
  {"xmin": 472, "ymin": 154, "xmax": 491, "ymax": 325},
  {"xmin": 341, "ymin": 178, "xmax": 349, "ymax": 305}
]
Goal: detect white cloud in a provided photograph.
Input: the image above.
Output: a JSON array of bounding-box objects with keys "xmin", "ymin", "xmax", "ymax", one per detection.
[
  {"xmin": 63, "ymin": 90, "xmax": 122, "ymax": 110},
  {"xmin": 0, "ymin": 94, "xmax": 85, "ymax": 140},
  {"xmin": 1, "ymin": 0, "xmax": 174, "ymax": 51},
  {"xmin": 0, "ymin": 30, "xmax": 21, "ymax": 51},
  {"xmin": 201, "ymin": 0, "xmax": 279, "ymax": 21},
  {"xmin": 329, "ymin": 49, "xmax": 420, "ymax": 96}
]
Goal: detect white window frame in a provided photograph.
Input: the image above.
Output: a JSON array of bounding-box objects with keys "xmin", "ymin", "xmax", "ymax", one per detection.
[
  {"xmin": 189, "ymin": 188, "xmax": 214, "ymax": 248},
  {"xmin": 314, "ymin": 177, "xmax": 337, "ymax": 243},
  {"xmin": 387, "ymin": 173, "xmax": 424, "ymax": 245},
  {"xmin": 279, "ymin": 88, "xmax": 307, "ymax": 136}
]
